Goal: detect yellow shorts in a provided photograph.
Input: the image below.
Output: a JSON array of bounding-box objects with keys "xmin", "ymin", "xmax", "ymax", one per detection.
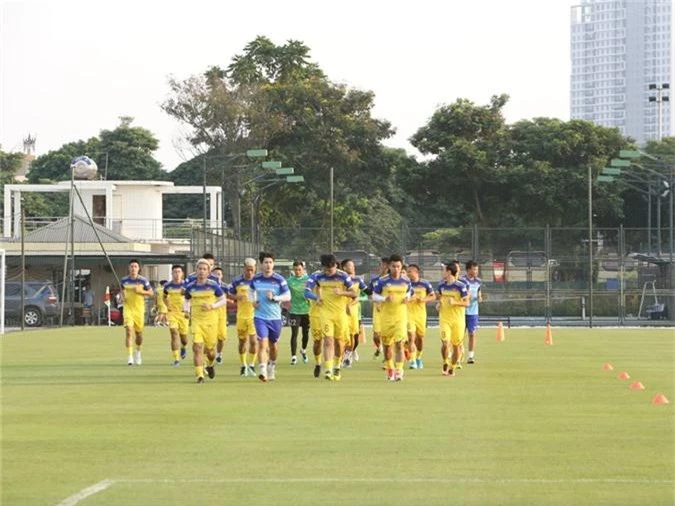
[
  {"xmin": 123, "ymin": 310, "xmax": 144, "ymax": 333},
  {"xmin": 167, "ymin": 312, "xmax": 188, "ymax": 335},
  {"xmin": 322, "ymin": 314, "xmax": 349, "ymax": 343},
  {"xmin": 236, "ymin": 317, "xmax": 255, "ymax": 340},
  {"xmin": 372, "ymin": 305, "xmax": 382, "ymax": 333},
  {"xmin": 311, "ymin": 314, "xmax": 323, "ymax": 342},
  {"xmin": 192, "ymin": 321, "xmax": 217, "ymax": 350},
  {"xmin": 380, "ymin": 319, "xmax": 407, "ymax": 346},
  {"xmin": 407, "ymin": 313, "xmax": 427, "ymax": 337},
  {"xmin": 217, "ymin": 308, "xmax": 227, "ymax": 342},
  {"xmin": 440, "ymin": 319, "xmax": 465, "ymax": 346}
]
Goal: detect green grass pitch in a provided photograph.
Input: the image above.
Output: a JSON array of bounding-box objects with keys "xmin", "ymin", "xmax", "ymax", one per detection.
[{"xmin": 1, "ymin": 326, "xmax": 673, "ymax": 505}]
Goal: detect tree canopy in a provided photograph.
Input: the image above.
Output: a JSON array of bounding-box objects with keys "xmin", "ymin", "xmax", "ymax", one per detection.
[{"xmin": 27, "ymin": 117, "xmax": 165, "ymax": 183}]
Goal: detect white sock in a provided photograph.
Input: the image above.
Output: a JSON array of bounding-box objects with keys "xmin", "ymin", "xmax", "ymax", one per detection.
[
  {"xmin": 469, "ymin": 351, "xmax": 475, "ymax": 359},
  {"xmin": 259, "ymin": 363, "xmax": 268, "ymax": 376},
  {"xmin": 344, "ymin": 350, "xmax": 352, "ymax": 360}
]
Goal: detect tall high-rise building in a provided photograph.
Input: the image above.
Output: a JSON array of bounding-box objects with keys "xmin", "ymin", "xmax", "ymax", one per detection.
[{"xmin": 571, "ymin": 0, "xmax": 672, "ymax": 143}]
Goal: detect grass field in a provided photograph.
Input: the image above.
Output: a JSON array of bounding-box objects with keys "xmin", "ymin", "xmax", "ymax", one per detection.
[{"xmin": 1, "ymin": 325, "xmax": 673, "ymax": 506}]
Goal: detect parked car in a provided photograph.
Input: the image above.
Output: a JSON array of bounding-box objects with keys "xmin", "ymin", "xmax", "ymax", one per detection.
[{"xmin": 4, "ymin": 281, "xmax": 60, "ymax": 327}]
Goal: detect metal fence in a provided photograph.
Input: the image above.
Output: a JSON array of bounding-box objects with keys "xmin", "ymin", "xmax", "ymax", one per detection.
[
  {"xmin": 3, "ymin": 219, "xmax": 674, "ymax": 328},
  {"xmin": 233, "ymin": 225, "xmax": 674, "ymax": 326}
]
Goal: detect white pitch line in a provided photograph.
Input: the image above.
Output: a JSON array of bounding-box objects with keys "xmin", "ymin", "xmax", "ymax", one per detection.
[
  {"xmin": 122, "ymin": 477, "xmax": 674, "ymax": 485},
  {"xmin": 55, "ymin": 479, "xmax": 115, "ymax": 506},
  {"xmin": 55, "ymin": 476, "xmax": 675, "ymax": 504}
]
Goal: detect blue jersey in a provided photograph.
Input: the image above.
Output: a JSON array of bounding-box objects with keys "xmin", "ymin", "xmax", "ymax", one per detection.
[
  {"xmin": 250, "ymin": 272, "xmax": 289, "ymax": 321},
  {"xmin": 460, "ymin": 274, "xmax": 482, "ymax": 315}
]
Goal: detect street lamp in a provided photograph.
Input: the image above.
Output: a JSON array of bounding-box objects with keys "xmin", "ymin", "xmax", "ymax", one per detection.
[
  {"xmin": 648, "ymin": 83, "xmax": 670, "ymax": 141},
  {"xmin": 200, "ymin": 148, "xmax": 268, "ymax": 252},
  {"xmin": 249, "ymin": 172, "xmax": 304, "ymax": 246},
  {"xmin": 598, "ymin": 149, "xmax": 674, "ymax": 263}
]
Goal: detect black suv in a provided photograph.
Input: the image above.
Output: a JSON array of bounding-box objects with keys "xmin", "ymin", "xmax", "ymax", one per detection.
[{"xmin": 4, "ymin": 281, "xmax": 60, "ymax": 327}]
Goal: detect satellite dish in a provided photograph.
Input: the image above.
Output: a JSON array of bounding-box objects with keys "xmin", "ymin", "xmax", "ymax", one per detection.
[{"xmin": 70, "ymin": 155, "xmax": 98, "ymax": 180}]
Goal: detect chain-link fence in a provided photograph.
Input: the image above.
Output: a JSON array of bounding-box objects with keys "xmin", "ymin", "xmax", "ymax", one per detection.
[
  {"xmin": 3, "ymin": 219, "xmax": 673, "ymax": 328},
  {"xmin": 224, "ymin": 225, "xmax": 674, "ymax": 326}
]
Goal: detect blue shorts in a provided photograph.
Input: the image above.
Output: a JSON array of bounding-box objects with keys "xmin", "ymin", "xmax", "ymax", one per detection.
[
  {"xmin": 465, "ymin": 315, "xmax": 479, "ymax": 333},
  {"xmin": 254, "ymin": 318, "xmax": 283, "ymax": 343}
]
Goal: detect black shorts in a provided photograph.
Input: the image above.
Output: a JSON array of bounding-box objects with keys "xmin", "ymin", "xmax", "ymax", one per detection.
[{"xmin": 289, "ymin": 313, "xmax": 310, "ymax": 328}]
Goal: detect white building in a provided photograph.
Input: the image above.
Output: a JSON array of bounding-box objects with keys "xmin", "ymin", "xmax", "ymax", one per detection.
[
  {"xmin": 570, "ymin": 0, "xmax": 672, "ymax": 143},
  {"xmin": 3, "ymin": 180, "xmax": 224, "ymax": 241}
]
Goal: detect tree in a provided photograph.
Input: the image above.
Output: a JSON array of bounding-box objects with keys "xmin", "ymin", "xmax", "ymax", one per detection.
[
  {"xmin": 0, "ymin": 150, "xmax": 24, "ymax": 209},
  {"xmin": 410, "ymin": 95, "xmax": 510, "ymax": 226},
  {"xmin": 507, "ymin": 118, "xmax": 629, "ymax": 227},
  {"xmin": 27, "ymin": 118, "xmax": 164, "ymax": 183},
  {"xmin": 163, "ymin": 36, "xmax": 396, "ymax": 247}
]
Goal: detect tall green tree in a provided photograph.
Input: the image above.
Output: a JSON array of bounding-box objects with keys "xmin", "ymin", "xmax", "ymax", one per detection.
[
  {"xmin": 410, "ymin": 95, "xmax": 510, "ymax": 226},
  {"xmin": 507, "ymin": 118, "xmax": 629, "ymax": 227},
  {"xmin": 163, "ymin": 36, "xmax": 396, "ymax": 249},
  {"xmin": 28, "ymin": 117, "xmax": 165, "ymax": 183}
]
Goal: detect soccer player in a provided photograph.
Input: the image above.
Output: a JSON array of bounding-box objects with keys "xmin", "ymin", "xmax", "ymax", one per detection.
[
  {"xmin": 369, "ymin": 257, "xmax": 390, "ymax": 359},
  {"xmin": 372, "ymin": 254, "xmax": 411, "ymax": 381},
  {"xmin": 405, "ymin": 264, "xmax": 436, "ymax": 370},
  {"xmin": 120, "ymin": 259, "xmax": 154, "ymax": 365},
  {"xmin": 450, "ymin": 259, "xmax": 468, "ymax": 367},
  {"xmin": 228, "ymin": 258, "xmax": 258, "ymax": 377},
  {"xmin": 211, "ymin": 266, "xmax": 229, "ymax": 365},
  {"xmin": 304, "ymin": 254, "xmax": 356, "ymax": 381},
  {"xmin": 250, "ymin": 252, "xmax": 291, "ymax": 382},
  {"xmin": 154, "ymin": 280, "xmax": 168, "ymax": 327},
  {"xmin": 341, "ymin": 258, "xmax": 368, "ymax": 368},
  {"xmin": 287, "ymin": 260, "xmax": 310, "ymax": 365},
  {"xmin": 163, "ymin": 265, "xmax": 189, "ymax": 365},
  {"xmin": 306, "ymin": 270, "xmax": 324, "ymax": 378},
  {"xmin": 436, "ymin": 262, "xmax": 469, "ymax": 376},
  {"xmin": 185, "ymin": 253, "xmax": 218, "ymax": 284},
  {"xmin": 183, "ymin": 258, "xmax": 227, "ymax": 383},
  {"xmin": 461, "ymin": 260, "xmax": 483, "ymax": 364}
]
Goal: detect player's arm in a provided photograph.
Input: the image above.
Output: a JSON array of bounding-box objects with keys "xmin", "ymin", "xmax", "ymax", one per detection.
[
  {"xmin": 182, "ymin": 296, "xmax": 191, "ymax": 317},
  {"xmin": 450, "ymin": 292, "xmax": 470, "ymax": 307},
  {"xmin": 136, "ymin": 281, "xmax": 154, "ymax": 297},
  {"xmin": 477, "ymin": 286, "xmax": 483, "ymax": 304},
  {"xmin": 206, "ymin": 294, "xmax": 227, "ymax": 310},
  {"xmin": 156, "ymin": 288, "xmax": 167, "ymax": 313},
  {"xmin": 271, "ymin": 290, "xmax": 291, "ymax": 303},
  {"xmin": 371, "ymin": 282, "xmax": 387, "ymax": 302}
]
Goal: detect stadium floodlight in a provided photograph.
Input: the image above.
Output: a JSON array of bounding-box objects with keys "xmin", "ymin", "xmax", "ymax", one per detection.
[
  {"xmin": 602, "ymin": 168, "xmax": 622, "ymax": 176},
  {"xmin": 246, "ymin": 149, "xmax": 268, "ymax": 158},
  {"xmin": 610, "ymin": 159, "xmax": 631, "ymax": 168},
  {"xmin": 619, "ymin": 150, "xmax": 641, "ymax": 159},
  {"xmin": 275, "ymin": 167, "xmax": 294, "ymax": 176},
  {"xmin": 597, "ymin": 175, "xmax": 615, "ymax": 183},
  {"xmin": 286, "ymin": 175, "xmax": 304, "ymax": 183},
  {"xmin": 261, "ymin": 161, "xmax": 282, "ymax": 169}
]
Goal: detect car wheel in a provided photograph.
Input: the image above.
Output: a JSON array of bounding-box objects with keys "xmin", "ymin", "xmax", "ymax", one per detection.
[{"xmin": 24, "ymin": 306, "xmax": 43, "ymax": 327}]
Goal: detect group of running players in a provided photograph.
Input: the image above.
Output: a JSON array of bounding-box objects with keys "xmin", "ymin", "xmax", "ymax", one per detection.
[{"xmin": 118, "ymin": 251, "xmax": 483, "ymax": 383}]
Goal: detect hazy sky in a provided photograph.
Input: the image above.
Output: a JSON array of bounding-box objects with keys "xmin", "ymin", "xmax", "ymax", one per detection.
[{"xmin": 2, "ymin": 0, "xmax": 577, "ymax": 171}]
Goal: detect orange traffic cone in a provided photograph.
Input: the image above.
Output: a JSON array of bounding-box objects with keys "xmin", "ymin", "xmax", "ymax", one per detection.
[
  {"xmin": 652, "ymin": 394, "xmax": 670, "ymax": 405},
  {"xmin": 496, "ymin": 321, "xmax": 505, "ymax": 342},
  {"xmin": 617, "ymin": 371, "xmax": 630, "ymax": 380},
  {"xmin": 544, "ymin": 323, "xmax": 553, "ymax": 345},
  {"xmin": 602, "ymin": 363, "xmax": 614, "ymax": 371},
  {"xmin": 629, "ymin": 381, "xmax": 645, "ymax": 390}
]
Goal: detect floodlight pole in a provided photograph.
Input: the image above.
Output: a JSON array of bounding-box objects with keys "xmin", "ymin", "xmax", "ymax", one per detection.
[
  {"xmin": 20, "ymin": 201, "xmax": 25, "ymax": 331},
  {"xmin": 588, "ymin": 164, "xmax": 594, "ymax": 328},
  {"xmin": 330, "ymin": 166, "xmax": 334, "ymax": 254}
]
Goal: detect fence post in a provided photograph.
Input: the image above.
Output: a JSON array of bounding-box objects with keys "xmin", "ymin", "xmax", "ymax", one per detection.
[{"xmin": 619, "ymin": 224, "xmax": 625, "ymax": 325}]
